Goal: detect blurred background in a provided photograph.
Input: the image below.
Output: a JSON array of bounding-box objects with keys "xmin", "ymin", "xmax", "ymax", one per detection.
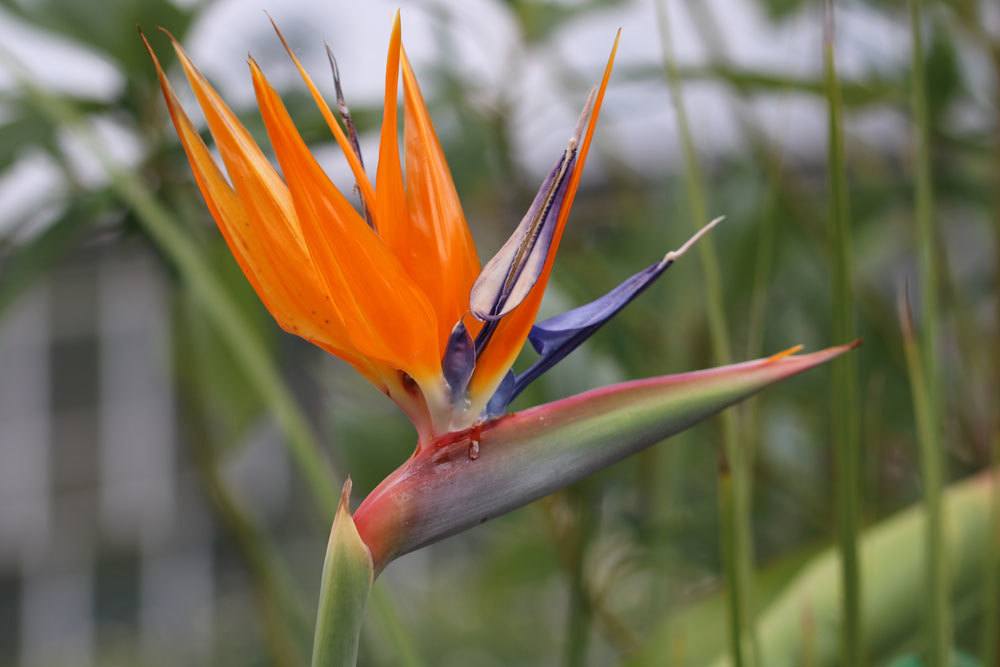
[{"xmin": 0, "ymin": 0, "xmax": 997, "ymax": 665}]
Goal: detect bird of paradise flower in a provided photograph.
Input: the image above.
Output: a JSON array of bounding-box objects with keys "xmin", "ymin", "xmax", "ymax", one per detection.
[{"xmin": 143, "ymin": 13, "xmax": 856, "ymax": 664}]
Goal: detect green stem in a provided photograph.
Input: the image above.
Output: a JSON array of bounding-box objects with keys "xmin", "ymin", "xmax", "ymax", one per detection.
[
  {"xmin": 561, "ymin": 485, "xmax": 600, "ymax": 667},
  {"xmin": 981, "ymin": 438, "xmax": 1000, "ymax": 666},
  {"xmin": 900, "ymin": 297, "xmax": 949, "ymax": 666},
  {"xmin": 0, "ymin": 50, "xmax": 340, "ymax": 519},
  {"xmin": 822, "ymin": 4, "xmax": 863, "ymax": 664},
  {"xmin": 907, "ymin": 1, "xmax": 950, "ymax": 663},
  {"xmin": 655, "ymin": 2, "xmax": 756, "ymax": 665},
  {"xmin": 185, "ymin": 403, "xmax": 310, "ymax": 666},
  {"xmin": 368, "ymin": 584, "xmax": 426, "ymax": 667},
  {"xmin": 985, "ymin": 33, "xmax": 1000, "ymax": 667}
]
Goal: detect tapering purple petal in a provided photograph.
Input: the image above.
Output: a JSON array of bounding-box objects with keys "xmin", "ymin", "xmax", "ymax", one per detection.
[
  {"xmin": 484, "ymin": 217, "xmax": 725, "ymax": 412},
  {"xmin": 442, "ymin": 320, "xmax": 476, "ymax": 401},
  {"xmin": 469, "ymin": 89, "xmax": 597, "ymax": 323},
  {"xmin": 517, "ymin": 258, "xmax": 671, "ymax": 386},
  {"xmin": 484, "ymin": 370, "xmax": 516, "ymax": 418}
]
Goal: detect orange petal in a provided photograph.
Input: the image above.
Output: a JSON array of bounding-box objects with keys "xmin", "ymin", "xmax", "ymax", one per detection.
[
  {"xmin": 373, "ymin": 16, "xmax": 415, "ymax": 272},
  {"xmin": 147, "ymin": 33, "xmax": 379, "ymax": 382},
  {"xmin": 468, "ymin": 31, "xmax": 620, "ymax": 406},
  {"xmin": 142, "ymin": 33, "xmax": 262, "ymax": 295},
  {"xmin": 767, "ymin": 344, "xmax": 804, "ymax": 363},
  {"xmin": 250, "ymin": 58, "xmax": 441, "ymax": 377},
  {"xmin": 265, "ymin": 16, "xmax": 378, "ymax": 218},
  {"xmin": 401, "ymin": 48, "xmax": 482, "ymax": 344}
]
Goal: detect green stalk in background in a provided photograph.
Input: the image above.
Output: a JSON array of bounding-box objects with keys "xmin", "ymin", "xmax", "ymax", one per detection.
[
  {"xmin": 980, "ymin": 433, "xmax": 1000, "ymax": 666},
  {"xmin": 822, "ymin": 3, "xmax": 863, "ymax": 664},
  {"xmin": 899, "ymin": 293, "xmax": 949, "ymax": 665},
  {"xmin": 560, "ymin": 485, "xmax": 600, "ymax": 667},
  {"xmin": 654, "ymin": 2, "xmax": 758, "ymax": 665},
  {"xmin": 907, "ymin": 1, "xmax": 950, "ymax": 663},
  {"xmin": 186, "ymin": 406, "xmax": 311, "ymax": 666}
]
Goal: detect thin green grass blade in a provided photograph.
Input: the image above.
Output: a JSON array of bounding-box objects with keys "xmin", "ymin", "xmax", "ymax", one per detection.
[
  {"xmin": 654, "ymin": 2, "xmax": 756, "ymax": 664},
  {"xmin": 907, "ymin": 1, "xmax": 951, "ymax": 662},
  {"xmin": 367, "ymin": 584, "xmax": 426, "ymax": 667},
  {"xmin": 185, "ymin": 399, "xmax": 312, "ymax": 666},
  {"xmin": 899, "ymin": 294, "xmax": 950, "ymax": 665},
  {"xmin": 822, "ymin": 3, "xmax": 863, "ymax": 663},
  {"xmin": 982, "ymin": 436, "xmax": 1000, "ymax": 665}
]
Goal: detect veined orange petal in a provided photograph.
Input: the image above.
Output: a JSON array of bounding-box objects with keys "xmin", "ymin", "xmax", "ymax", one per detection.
[
  {"xmin": 163, "ymin": 31, "xmax": 306, "ymax": 251},
  {"xmin": 468, "ymin": 31, "xmax": 620, "ymax": 406},
  {"xmin": 401, "ymin": 48, "xmax": 482, "ymax": 345},
  {"xmin": 265, "ymin": 16, "xmax": 378, "ymax": 218},
  {"xmin": 373, "ymin": 15, "xmax": 415, "ymax": 274},
  {"xmin": 250, "ymin": 59, "xmax": 440, "ymax": 377},
  {"xmin": 142, "ymin": 34, "xmax": 262, "ymax": 295},
  {"xmin": 143, "ymin": 33, "xmax": 379, "ymax": 382},
  {"xmin": 164, "ymin": 34, "xmax": 360, "ymax": 353}
]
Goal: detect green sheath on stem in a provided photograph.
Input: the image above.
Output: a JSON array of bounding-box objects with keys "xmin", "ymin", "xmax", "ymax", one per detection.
[
  {"xmin": 823, "ymin": 3, "xmax": 863, "ymax": 664},
  {"xmin": 312, "ymin": 480, "xmax": 374, "ymax": 667}
]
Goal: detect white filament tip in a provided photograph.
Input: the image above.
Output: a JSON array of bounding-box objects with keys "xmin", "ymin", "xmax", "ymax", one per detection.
[{"xmin": 663, "ymin": 216, "xmax": 725, "ymax": 263}]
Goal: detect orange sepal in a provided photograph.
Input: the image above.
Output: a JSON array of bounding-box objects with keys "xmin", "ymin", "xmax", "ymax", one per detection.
[
  {"xmin": 468, "ymin": 31, "xmax": 620, "ymax": 406},
  {"xmin": 143, "ymin": 32, "xmax": 379, "ymax": 381},
  {"xmin": 265, "ymin": 16, "xmax": 378, "ymax": 218},
  {"xmin": 401, "ymin": 48, "xmax": 482, "ymax": 345},
  {"xmin": 249, "ymin": 58, "xmax": 441, "ymax": 378}
]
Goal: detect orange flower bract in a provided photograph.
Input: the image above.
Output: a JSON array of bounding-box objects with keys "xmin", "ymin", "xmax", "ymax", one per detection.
[{"xmin": 143, "ymin": 13, "xmax": 619, "ymax": 440}]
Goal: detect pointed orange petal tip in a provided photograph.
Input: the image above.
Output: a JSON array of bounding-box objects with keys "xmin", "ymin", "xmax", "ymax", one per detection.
[
  {"xmin": 264, "ymin": 11, "xmax": 290, "ymax": 51},
  {"xmin": 767, "ymin": 344, "xmax": 804, "ymax": 363},
  {"xmin": 138, "ymin": 27, "xmax": 159, "ymax": 67},
  {"xmin": 766, "ymin": 339, "xmax": 860, "ymax": 364},
  {"xmin": 264, "ymin": 10, "xmax": 377, "ymax": 211},
  {"xmin": 156, "ymin": 25, "xmax": 180, "ymax": 45}
]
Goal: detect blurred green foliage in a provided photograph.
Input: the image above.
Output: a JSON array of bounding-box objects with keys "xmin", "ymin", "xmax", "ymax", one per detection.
[{"xmin": 0, "ymin": 0, "xmax": 997, "ymax": 665}]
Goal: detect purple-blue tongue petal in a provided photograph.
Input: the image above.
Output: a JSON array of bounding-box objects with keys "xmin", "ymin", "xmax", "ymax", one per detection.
[
  {"xmin": 469, "ymin": 89, "xmax": 597, "ymax": 323},
  {"xmin": 484, "ymin": 217, "xmax": 725, "ymax": 414},
  {"xmin": 442, "ymin": 320, "xmax": 476, "ymax": 401},
  {"xmin": 484, "ymin": 370, "xmax": 516, "ymax": 417},
  {"xmin": 518, "ymin": 258, "xmax": 671, "ymax": 386}
]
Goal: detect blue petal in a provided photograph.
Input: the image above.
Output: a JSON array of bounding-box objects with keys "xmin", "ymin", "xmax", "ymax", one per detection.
[
  {"xmin": 481, "ymin": 259, "xmax": 669, "ymax": 416},
  {"xmin": 442, "ymin": 320, "xmax": 476, "ymax": 401},
  {"xmin": 481, "ymin": 216, "xmax": 726, "ymax": 414},
  {"xmin": 484, "ymin": 370, "xmax": 516, "ymax": 418},
  {"xmin": 512, "ymin": 258, "xmax": 672, "ymax": 399}
]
